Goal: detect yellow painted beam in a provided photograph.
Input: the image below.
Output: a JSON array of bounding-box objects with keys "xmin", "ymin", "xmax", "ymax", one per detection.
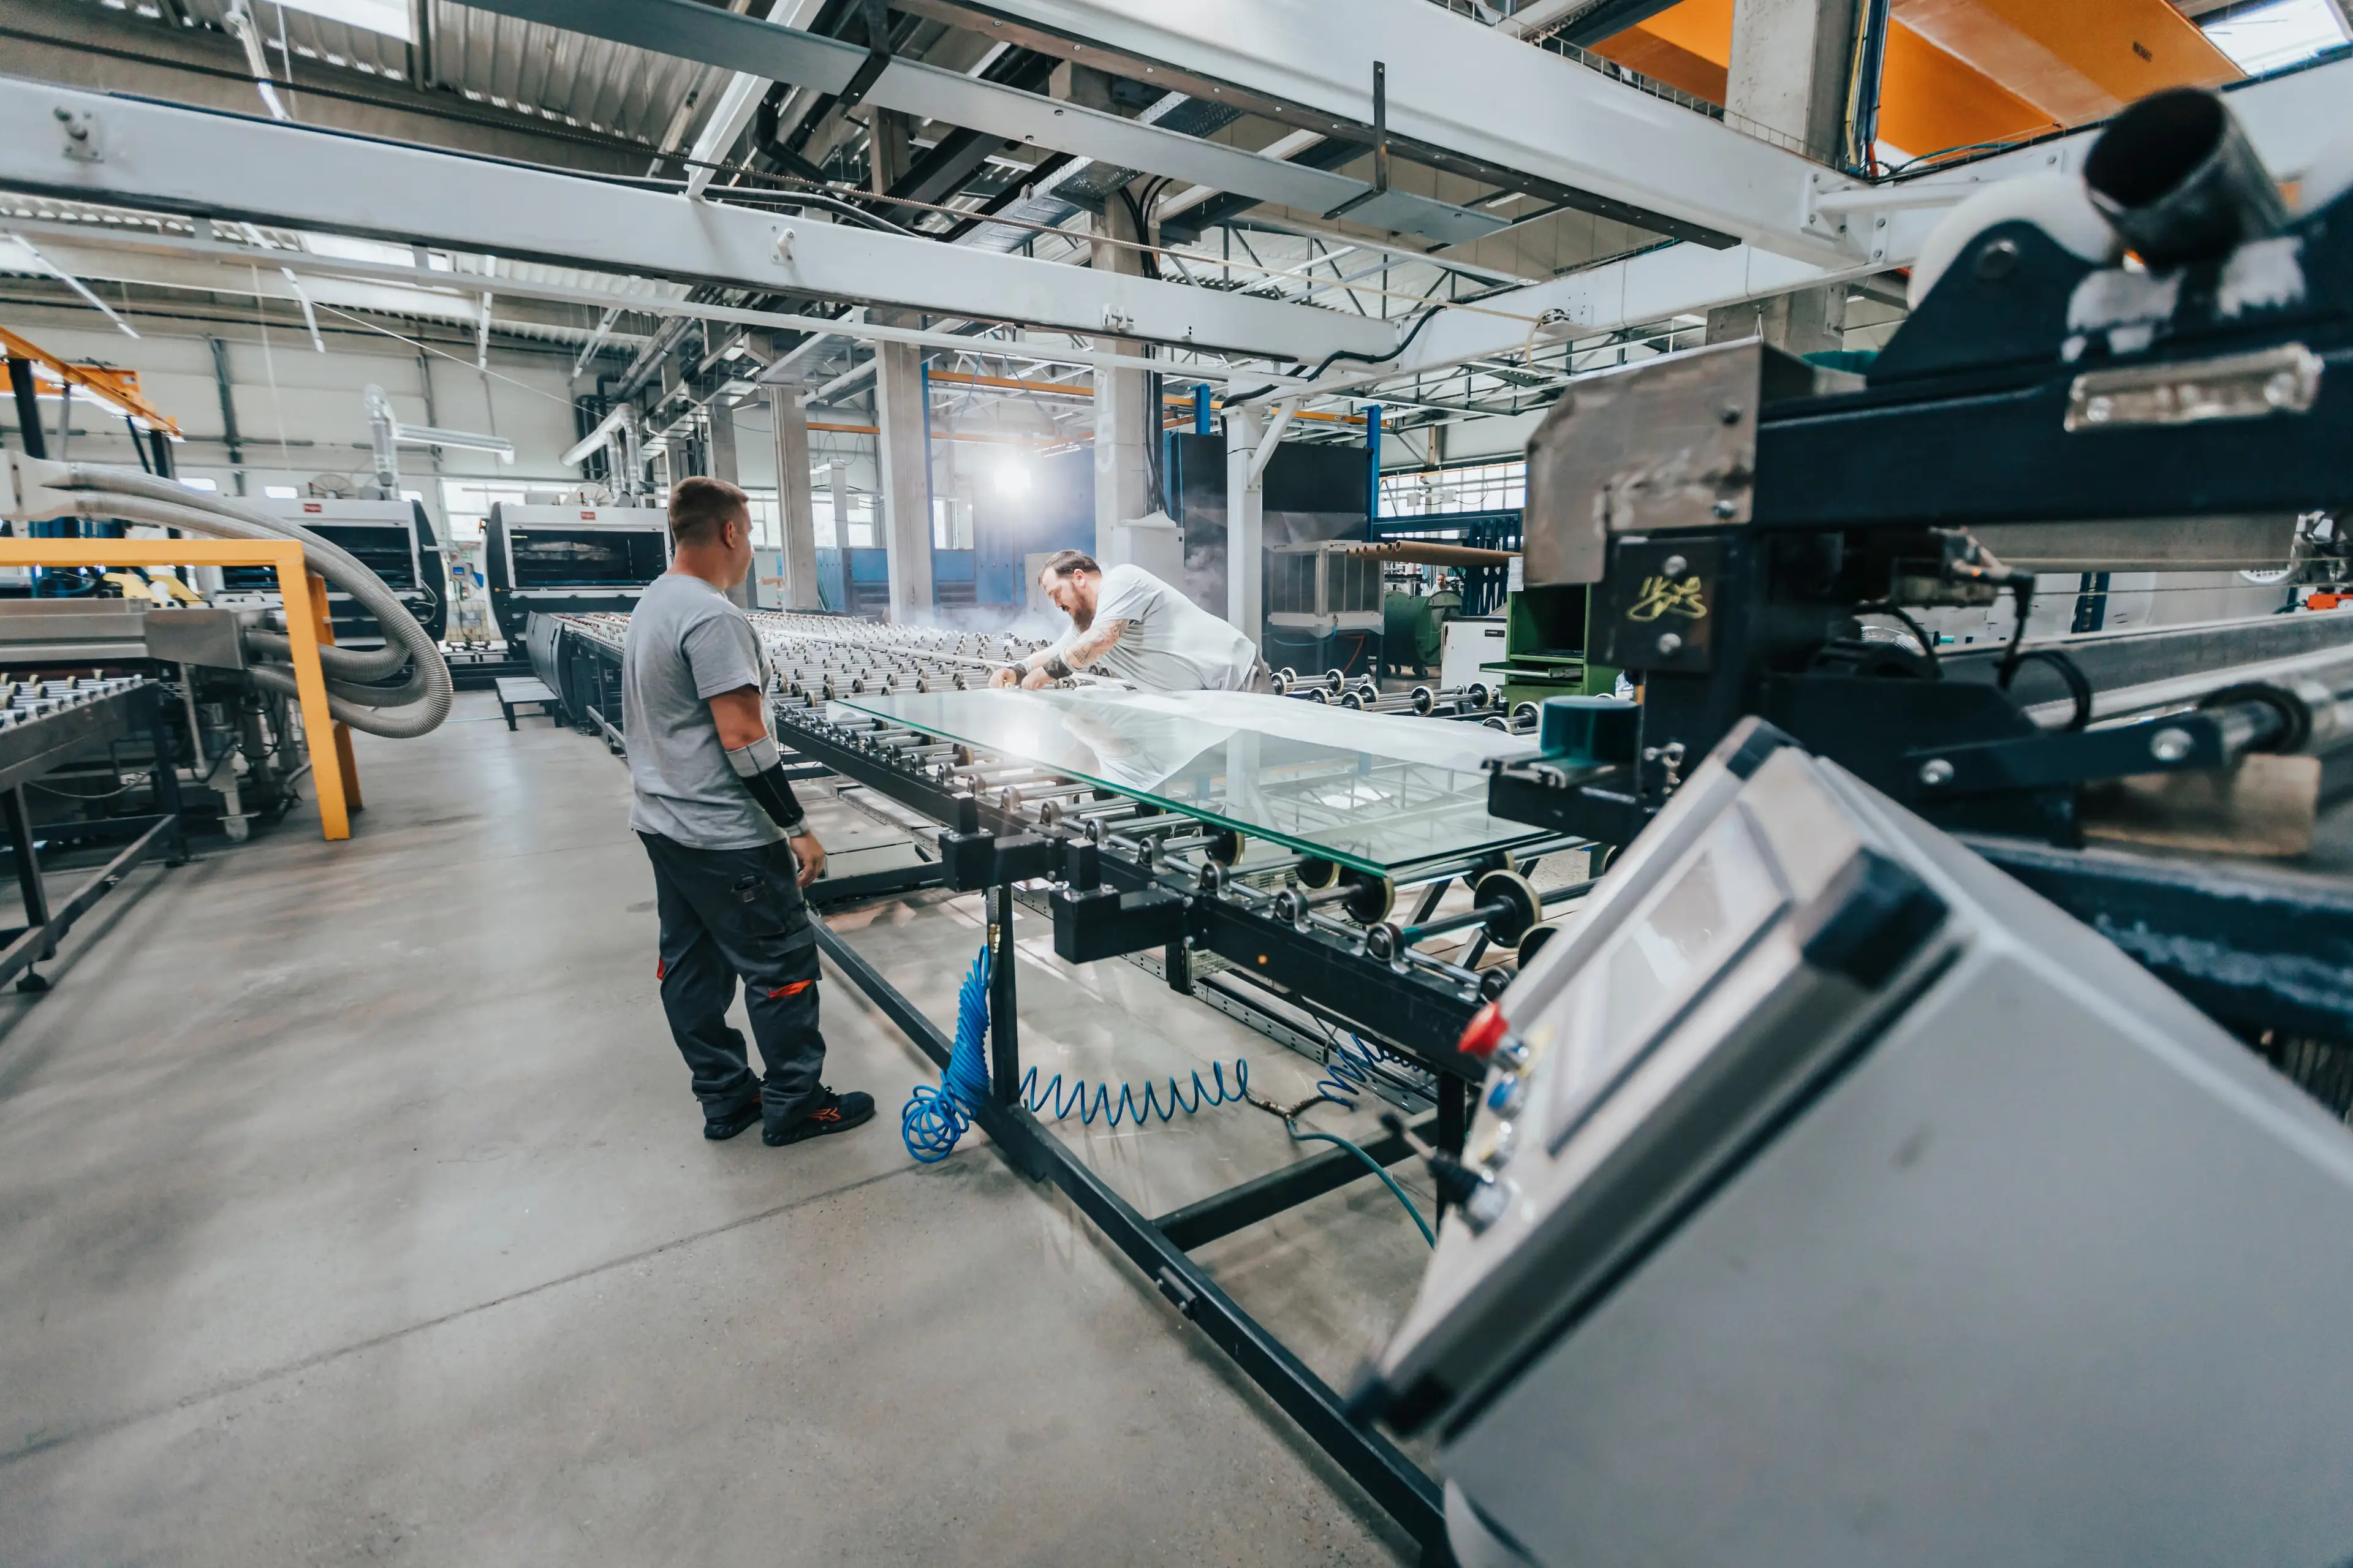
[
  {"xmin": 1590, "ymin": 0, "xmax": 2238, "ymax": 167},
  {"xmin": 1896, "ymin": 0, "xmax": 2240, "ymax": 126},
  {"xmin": 0, "ymin": 325, "xmax": 183, "ymax": 436},
  {"xmin": 0, "ymin": 538, "xmax": 347, "ymax": 840}
]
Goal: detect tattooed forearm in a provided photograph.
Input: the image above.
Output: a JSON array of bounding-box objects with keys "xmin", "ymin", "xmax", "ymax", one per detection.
[{"xmin": 1063, "ymin": 618, "xmax": 1130, "ymax": 670}]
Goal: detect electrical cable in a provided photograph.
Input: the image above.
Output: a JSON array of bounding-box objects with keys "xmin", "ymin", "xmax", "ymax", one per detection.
[
  {"xmin": 1854, "ymin": 601, "xmax": 1942, "ymax": 677},
  {"xmin": 1282, "ymin": 1121, "xmax": 1437, "ymax": 1248},
  {"xmin": 1994, "ymin": 577, "xmax": 2037, "ymax": 689},
  {"xmin": 2004, "ymin": 646, "xmax": 2095, "ymax": 730},
  {"xmin": 900, "ymin": 945, "xmax": 1251, "ymax": 1162},
  {"xmin": 1243, "ymin": 1082, "xmax": 1436, "ymax": 1248},
  {"xmin": 1223, "ymin": 304, "xmax": 1452, "ymax": 407}
]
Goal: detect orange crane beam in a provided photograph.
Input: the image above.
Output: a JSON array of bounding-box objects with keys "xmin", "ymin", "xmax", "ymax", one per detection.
[{"xmin": 0, "ymin": 325, "xmax": 181, "ymax": 437}]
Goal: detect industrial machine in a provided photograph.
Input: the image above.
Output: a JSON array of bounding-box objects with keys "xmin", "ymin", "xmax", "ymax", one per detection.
[
  {"xmin": 1336, "ymin": 86, "xmax": 2353, "ymax": 1563},
  {"xmin": 1366, "ymin": 721, "xmax": 2353, "ymax": 1565},
  {"xmin": 1493, "ymin": 92, "xmax": 2353, "ymax": 878},
  {"xmin": 1265, "ymin": 539, "xmax": 1383, "ymax": 677},
  {"xmin": 519, "ymin": 86, "xmax": 2353, "ymax": 1564},
  {"xmin": 482, "ymin": 502, "xmax": 670, "ymax": 643},
  {"xmin": 218, "ymin": 497, "xmax": 447, "ymax": 645}
]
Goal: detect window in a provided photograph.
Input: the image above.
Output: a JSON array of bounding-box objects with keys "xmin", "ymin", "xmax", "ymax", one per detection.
[
  {"xmin": 180, "ymin": 476, "xmax": 219, "ymax": 492},
  {"xmin": 401, "ymin": 489, "xmax": 425, "ymax": 504},
  {"xmin": 825, "ymin": 491, "xmax": 877, "ymax": 549},
  {"xmin": 2203, "ymin": 0, "xmax": 2349, "ymax": 73},
  {"xmin": 740, "ymin": 489, "xmax": 781, "ymax": 548},
  {"xmin": 1378, "ymin": 460, "xmax": 1526, "ymax": 519},
  {"xmin": 439, "ymin": 480, "xmax": 536, "ymax": 541},
  {"xmin": 263, "ymin": 485, "xmax": 300, "ymax": 499},
  {"xmin": 933, "ymin": 496, "xmax": 972, "ymax": 550}
]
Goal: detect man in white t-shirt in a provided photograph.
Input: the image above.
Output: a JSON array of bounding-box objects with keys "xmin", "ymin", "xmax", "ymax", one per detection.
[{"xmin": 991, "ymin": 549, "xmax": 1262, "ymax": 692}]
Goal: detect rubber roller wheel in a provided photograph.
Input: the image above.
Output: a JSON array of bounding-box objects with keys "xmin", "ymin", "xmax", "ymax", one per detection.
[
  {"xmin": 1296, "ymin": 857, "xmax": 1341, "ymax": 891},
  {"xmin": 1343, "ymin": 873, "xmax": 1396, "ymax": 925},
  {"xmin": 1205, "ymin": 827, "xmax": 1247, "ymax": 866},
  {"xmin": 1516, "ymin": 924, "xmax": 1558, "ymax": 966},
  {"xmin": 1473, "ymin": 869, "xmax": 1543, "ymax": 950}
]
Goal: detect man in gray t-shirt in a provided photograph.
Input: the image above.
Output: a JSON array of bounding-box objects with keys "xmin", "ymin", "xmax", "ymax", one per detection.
[{"xmin": 621, "ymin": 476, "xmax": 873, "ymax": 1148}]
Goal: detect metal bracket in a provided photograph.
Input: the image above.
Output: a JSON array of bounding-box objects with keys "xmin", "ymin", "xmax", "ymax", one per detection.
[
  {"xmin": 1905, "ymin": 715, "xmax": 2237, "ymax": 798},
  {"xmin": 834, "ymin": 0, "xmax": 895, "ymax": 113},
  {"xmin": 938, "ymin": 825, "xmax": 1055, "ymax": 892},
  {"xmin": 54, "ymin": 105, "xmax": 101, "ymax": 164},
  {"xmin": 1322, "ymin": 61, "xmax": 1388, "ymax": 222},
  {"xmin": 1051, "ymin": 883, "xmax": 1188, "ymax": 964}
]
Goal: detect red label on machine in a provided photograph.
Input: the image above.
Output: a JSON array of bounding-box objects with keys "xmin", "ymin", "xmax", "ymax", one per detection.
[
  {"xmin": 303, "ymin": 502, "xmax": 323, "ymax": 512},
  {"xmin": 581, "ymin": 510, "xmax": 597, "ymax": 520}
]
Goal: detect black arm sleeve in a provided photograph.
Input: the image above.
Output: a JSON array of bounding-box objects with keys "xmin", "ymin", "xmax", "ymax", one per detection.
[{"xmin": 740, "ymin": 763, "xmax": 809, "ymax": 836}]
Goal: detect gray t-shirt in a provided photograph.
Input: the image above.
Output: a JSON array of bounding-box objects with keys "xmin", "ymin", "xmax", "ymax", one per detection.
[
  {"xmin": 623, "ymin": 573, "xmax": 779, "ymax": 849},
  {"xmin": 1048, "ymin": 564, "xmax": 1259, "ymax": 691}
]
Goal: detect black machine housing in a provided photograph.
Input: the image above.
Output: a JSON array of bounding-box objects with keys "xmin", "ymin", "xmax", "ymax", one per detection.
[
  {"xmin": 1498, "ymin": 97, "xmax": 2353, "ymax": 855},
  {"xmin": 222, "ymin": 498, "xmax": 447, "ymax": 645},
  {"xmin": 484, "ymin": 503, "xmax": 672, "ymax": 643}
]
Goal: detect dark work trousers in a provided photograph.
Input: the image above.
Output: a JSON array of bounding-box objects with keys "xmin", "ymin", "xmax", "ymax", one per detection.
[{"xmin": 638, "ymin": 831, "xmax": 826, "ymax": 1127}]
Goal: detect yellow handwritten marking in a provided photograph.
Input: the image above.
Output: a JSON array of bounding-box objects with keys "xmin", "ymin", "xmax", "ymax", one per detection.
[{"xmin": 1626, "ymin": 574, "xmax": 1708, "ymax": 624}]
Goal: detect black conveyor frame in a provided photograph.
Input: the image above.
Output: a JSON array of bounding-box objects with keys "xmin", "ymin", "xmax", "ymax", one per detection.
[{"xmin": 547, "ymin": 619, "xmax": 1457, "ymax": 1558}]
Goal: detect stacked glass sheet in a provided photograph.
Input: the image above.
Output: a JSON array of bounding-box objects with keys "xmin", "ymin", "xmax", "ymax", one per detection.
[{"xmin": 833, "ymin": 687, "xmax": 1547, "ymax": 878}]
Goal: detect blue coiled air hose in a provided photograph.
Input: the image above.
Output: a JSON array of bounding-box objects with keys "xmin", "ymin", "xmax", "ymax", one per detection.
[{"xmin": 900, "ymin": 945, "xmax": 1251, "ymax": 1164}]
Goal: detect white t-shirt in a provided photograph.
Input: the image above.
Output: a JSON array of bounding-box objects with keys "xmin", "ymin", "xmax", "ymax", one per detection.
[{"xmin": 1051, "ymin": 564, "xmax": 1259, "ymax": 691}]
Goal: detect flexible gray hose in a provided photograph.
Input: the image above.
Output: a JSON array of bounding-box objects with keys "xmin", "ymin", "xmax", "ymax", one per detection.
[
  {"xmin": 53, "ymin": 474, "xmax": 452, "ymax": 738},
  {"xmin": 59, "ymin": 468, "xmax": 412, "ymax": 681},
  {"xmin": 243, "ymin": 663, "xmax": 447, "ymax": 739},
  {"xmin": 58, "ymin": 494, "xmax": 395, "ymax": 683}
]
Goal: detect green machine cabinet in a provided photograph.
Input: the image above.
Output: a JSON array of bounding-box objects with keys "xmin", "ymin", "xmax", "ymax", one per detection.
[{"xmin": 1482, "ymin": 585, "xmax": 1620, "ymax": 708}]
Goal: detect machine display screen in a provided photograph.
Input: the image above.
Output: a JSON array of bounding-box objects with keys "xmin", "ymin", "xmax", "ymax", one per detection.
[
  {"xmin": 1544, "ymin": 809, "xmax": 1787, "ymax": 1153},
  {"xmin": 510, "ymin": 528, "xmax": 667, "ymax": 588}
]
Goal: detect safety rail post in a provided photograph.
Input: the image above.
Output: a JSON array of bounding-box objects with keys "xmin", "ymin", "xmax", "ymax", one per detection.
[{"xmin": 306, "ymin": 570, "xmax": 364, "ymax": 813}]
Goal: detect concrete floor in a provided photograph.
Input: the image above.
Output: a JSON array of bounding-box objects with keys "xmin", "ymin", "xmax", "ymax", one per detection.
[{"xmin": 0, "ymin": 692, "xmax": 1434, "ymax": 1566}]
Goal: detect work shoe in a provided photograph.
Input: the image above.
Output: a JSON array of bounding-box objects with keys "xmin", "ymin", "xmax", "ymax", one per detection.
[
  {"xmin": 703, "ymin": 1099, "xmax": 764, "ymax": 1142},
  {"xmin": 764, "ymin": 1088, "xmax": 876, "ymax": 1146}
]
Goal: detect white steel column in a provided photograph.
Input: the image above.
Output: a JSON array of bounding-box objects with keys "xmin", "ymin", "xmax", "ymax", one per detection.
[
  {"xmin": 1091, "ymin": 198, "xmax": 1151, "ymax": 562},
  {"xmin": 707, "ymin": 403, "xmax": 752, "ymax": 606},
  {"xmin": 1705, "ymin": 0, "xmax": 1860, "ymax": 354},
  {"xmin": 1224, "ymin": 406, "xmax": 1263, "ymax": 644},
  {"xmin": 874, "ymin": 342, "xmax": 933, "ymax": 619},
  {"xmin": 769, "ymin": 387, "xmax": 821, "ymax": 610}
]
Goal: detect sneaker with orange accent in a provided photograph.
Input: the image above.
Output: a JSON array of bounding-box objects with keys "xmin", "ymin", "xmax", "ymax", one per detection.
[{"xmin": 763, "ymin": 1087, "xmax": 876, "ymax": 1146}]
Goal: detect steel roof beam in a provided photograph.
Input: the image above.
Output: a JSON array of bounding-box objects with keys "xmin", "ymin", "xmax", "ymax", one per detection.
[
  {"xmin": 0, "ymin": 80, "xmax": 1396, "ymax": 366},
  {"xmin": 458, "ymin": 0, "xmax": 1507, "ymax": 248},
  {"xmin": 1303, "ymin": 53, "xmax": 2353, "ymax": 402},
  {"xmin": 0, "ymin": 214, "xmax": 1314, "ymax": 387},
  {"xmin": 925, "ymin": 0, "xmax": 1846, "ymax": 259}
]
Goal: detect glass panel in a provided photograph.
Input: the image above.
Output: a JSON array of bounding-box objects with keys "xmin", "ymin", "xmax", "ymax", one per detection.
[{"xmin": 832, "ymin": 687, "xmax": 1550, "ymax": 877}]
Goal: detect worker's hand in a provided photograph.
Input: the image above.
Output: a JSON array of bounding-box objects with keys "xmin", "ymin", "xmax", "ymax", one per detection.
[
  {"xmin": 989, "ymin": 665, "xmax": 1020, "ymax": 689},
  {"xmin": 789, "ymin": 830, "xmax": 826, "ymax": 888},
  {"xmin": 1020, "ymin": 665, "xmax": 1055, "ymax": 691}
]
